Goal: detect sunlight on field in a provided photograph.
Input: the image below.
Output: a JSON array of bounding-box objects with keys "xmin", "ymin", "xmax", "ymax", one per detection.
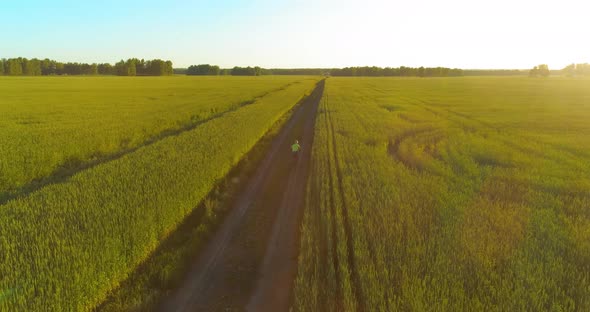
[
  {"xmin": 295, "ymin": 77, "xmax": 590, "ymax": 311},
  {"xmin": 0, "ymin": 76, "xmax": 306, "ymax": 201},
  {"xmin": 0, "ymin": 77, "xmax": 318, "ymax": 311}
]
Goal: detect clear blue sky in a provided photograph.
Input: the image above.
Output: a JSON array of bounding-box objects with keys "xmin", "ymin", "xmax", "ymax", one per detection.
[{"xmin": 2, "ymin": 0, "xmax": 588, "ymax": 69}]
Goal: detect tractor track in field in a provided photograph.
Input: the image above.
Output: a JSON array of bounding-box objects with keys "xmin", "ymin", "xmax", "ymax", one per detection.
[
  {"xmin": 324, "ymin": 92, "xmax": 367, "ymax": 312},
  {"xmin": 317, "ymin": 168, "xmax": 331, "ymax": 312},
  {"xmin": 158, "ymin": 80, "xmax": 324, "ymax": 312},
  {"xmin": 306, "ymin": 97, "xmax": 330, "ymax": 311},
  {"xmin": 324, "ymin": 93, "xmax": 344, "ymax": 311},
  {"xmin": 0, "ymin": 82, "xmax": 297, "ymax": 207}
]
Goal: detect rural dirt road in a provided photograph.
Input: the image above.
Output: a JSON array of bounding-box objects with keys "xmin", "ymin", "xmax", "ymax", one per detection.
[{"xmin": 159, "ymin": 80, "xmax": 324, "ymax": 311}]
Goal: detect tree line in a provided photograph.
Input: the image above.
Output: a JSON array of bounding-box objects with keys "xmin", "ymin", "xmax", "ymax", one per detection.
[
  {"xmin": 329, "ymin": 66, "xmax": 464, "ymax": 77},
  {"xmin": 5, "ymin": 58, "xmax": 588, "ymax": 77},
  {"xmin": 230, "ymin": 66, "xmax": 264, "ymax": 76},
  {"xmin": 186, "ymin": 65, "xmax": 320, "ymax": 76},
  {"xmin": 184, "ymin": 64, "xmax": 463, "ymax": 77},
  {"xmin": 562, "ymin": 63, "xmax": 590, "ymax": 77},
  {"xmin": 268, "ymin": 68, "xmax": 326, "ymax": 75},
  {"xmin": 463, "ymin": 69, "xmax": 524, "ymax": 76},
  {"xmin": 184, "ymin": 63, "xmax": 590, "ymax": 77},
  {"xmin": 0, "ymin": 57, "xmax": 173, "ymax": 76},
  {"xmin": 185, "ymin": 65, "xmax": 265, "ymax": 76},
  {"xmin": 529, "ymin": 64, "xmax": 550, "ymax": 77},
  {"xmin": 186, "ymin": 64, "xmax": 221, "ymax": 75},
  {"xmin": 529, "ymin": 63, "xmax": 590, "ymax": 78}
]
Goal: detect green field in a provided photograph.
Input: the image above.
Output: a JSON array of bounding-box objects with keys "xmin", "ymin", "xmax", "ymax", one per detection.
[
  {"xmin": 2, "ymin": 75, "xmax": 589, "ymax": 311},
  {"xmin": 0, "ymin": 76, "xmax": 307, "ymax": 202},
  {"xmin": 294, "ymin": 77, "xmax": 590, "ymax": 311},
  {"xmin": 0, "ymin": 76, "xmax": 318, "ymax": 311}
]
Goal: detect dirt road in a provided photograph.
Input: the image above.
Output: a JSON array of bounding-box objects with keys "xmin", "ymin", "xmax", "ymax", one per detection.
[{"xmin": 159, "ymin": 80, "xmax": 323, "ymax": 311}]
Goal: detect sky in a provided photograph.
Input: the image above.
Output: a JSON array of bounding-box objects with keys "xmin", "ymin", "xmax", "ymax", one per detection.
[{"xmin": 1, "ymin": 0, "xmax": 589, "ymax": 69}]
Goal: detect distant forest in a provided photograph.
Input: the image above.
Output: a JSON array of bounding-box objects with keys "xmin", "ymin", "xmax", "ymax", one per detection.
[
  {"xmin": 2, "ymin": 58, "xmax": 589, "ymax": 77},
  {"xmin": 463, "ymin": 69, "xmax": 524, "ymax": 76},
  {"xmin": 181, "ymin": 65, "xmax": 529, "ymax": 77},
  {"xmin": 0, "ymin": 57, "xmax": 173, "ymax": 76},
  {"xmin": 182, "ymin": 65, "xmax": 465, "ymax": 77},
  {"xmin": 182, "ymin": 64, "xmax": 590, "ymax": 77},
  {"xmin": 561, "ymin": 63, "xmax": 590, "ymax": 76},
  {"xmin": 183, "ymin": 65, "xmax": 325, "ymax": 76},
  {"xmin": 330, "ymin": 66, "xmax": 463, "ymax": 77}
]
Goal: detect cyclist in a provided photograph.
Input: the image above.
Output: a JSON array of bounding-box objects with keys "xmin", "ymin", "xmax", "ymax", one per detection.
[{"xmin": 291, "ymin": 140, "xmax": 301, "ymax": 159}]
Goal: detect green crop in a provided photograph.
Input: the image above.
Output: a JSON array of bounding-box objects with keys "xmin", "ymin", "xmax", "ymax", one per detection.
[
  {"xmin": 0, "ymin": 76, "xmax": 318, "ymax": 311},
  {"xmin": 294, "ymin": 77, "xmax": 590, "ymax": 311},
  {"xmin": 0, "ymin": 75, "xmax": 306, "ymax": 202}
]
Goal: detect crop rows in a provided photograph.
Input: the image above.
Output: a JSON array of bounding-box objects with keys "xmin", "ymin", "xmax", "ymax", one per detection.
[
  {"xmin": 0, "ymin": 77, "xmax": 318, "ymax": 311},
  {"xmin": 0, "ymin": 76, "xmax": 305, "ymax": 202},
  {"xmin": 294, "ymin": 77, "xmax": 590, "ymax": 311}
]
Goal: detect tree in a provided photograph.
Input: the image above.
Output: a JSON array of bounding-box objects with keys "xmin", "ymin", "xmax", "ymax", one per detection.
[
  {"xmin": 210, "ymin": 65, "xmax": 220, "ymax": 75},
  {"xmin": 578, "ymin": 63, "xmax": 590, "ymax": 76},
  {"xmin": 165, "ymin": 61, "xmax": 173, "ymax": 75},
  {"xmin": 97, "ymin": 63, "xmax": 114, "ymax": 75},
  {"xmin": 417, "ymin": 66, "xmax": 425, "ymax": 77},
  {"xmin": 449, "ymin": 68, "xmax": 464, "ymax": 76},
  {"xmin": 115, "ymin": 60, "xmax": 127, "ymax": 76},
  {"xmin": 126, "ymin": 59, "xmax": 137, "ymax": 76},
  {"xmin": 538, "ymin": 64, "xmax": 550, "ymax": 77},
  {"xmin": 7, "ymin": 58, "xmax": 23, "ymax": 75},
  {"xmin": 563, "ymin": 63, "xmax": 576, "ymax": 77},
  {"xmin": 41, "ymin": 59, "xmax": 56, "ymax": 75},
  {"xmin": 187, "ymin": 64, "xmax": 219, "ymax": 75},
  {"xmin": 135, "ymin": 58, "xmax": 146, "ymax": 75},
  {"xmin": 147, "ymin": 59, "xmax": 165, "ymax": 75},
  {"xmin": 55, "ymin": 62, "xmax": 64, "ymax": 75},
  {"xmin": 530, "ymin": 64, "xmax": 549, "ymax": 77},
  {"xmin": 329, "ymin": 66, "xmax": 461, "ymax": 77},
  {"xmin": 24, "ymin": 59, "xmax": 42, "ymax": 76},
  {"xmin": 268, "ymin": 68, "xmax": 325, "ymax": 75},
  {"xmin": 63, "ymin": 63, "xmax": 85, "ymax": 75},
  {"xmin": 149, "ymin": 60, "xmax": 163, "ymax": 75},
  {"xmin": 231, "ymin": 66, "xmax": 259, "ymax": 76},
  {"xmin": 1, "ymin": 57, "xmax": 171, "ymax": 76},
  {"xmin": 86, "ymin": 63, "xmax": 98, "ymax": 75},
  {"xmin": 231, "ymin": 66, "xmax": 241, "ymax": 75},
  {"xmin": 463, "ymin": 69, "xmax": 523, "ymax": 76}
]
